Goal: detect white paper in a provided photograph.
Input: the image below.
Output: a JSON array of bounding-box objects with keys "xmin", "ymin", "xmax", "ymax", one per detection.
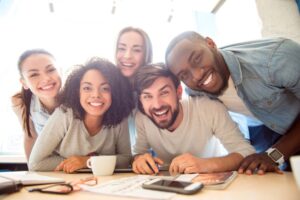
[
  {"xmin": 175, "ymin": 174, "xmax": 199, "ymax": 182},
  {"xmin": 81, "ymin": 175, "xmax": 175, "ymax": 200}
]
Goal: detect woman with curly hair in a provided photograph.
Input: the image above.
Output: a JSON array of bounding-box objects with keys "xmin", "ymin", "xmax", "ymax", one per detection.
[{"xmin": 28, "ymin": 57, "xmax": 135, "ymax": 173}]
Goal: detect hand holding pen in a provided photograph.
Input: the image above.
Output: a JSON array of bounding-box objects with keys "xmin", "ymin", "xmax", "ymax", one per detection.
[{"xmin": 132, "ymin": 153, "xmax": 164, "ymax": 174}]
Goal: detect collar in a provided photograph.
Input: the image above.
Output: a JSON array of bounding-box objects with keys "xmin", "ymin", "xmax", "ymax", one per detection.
[
  {"xmin": 30, "ymin": 95, "xmax": 48, "ymax": 114},
  {"xmin": 219, "ymin": 49, "xmax": 243, "ymax": 86}
]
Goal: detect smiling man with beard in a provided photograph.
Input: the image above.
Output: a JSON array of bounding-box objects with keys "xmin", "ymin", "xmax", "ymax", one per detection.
[
  {"xmin": 165, "ymin": 31, "xmax": 300, "ymax": 175},
  {"xmin": 132, "ymin": 64, "xmax": 255, "ymax": 175}
]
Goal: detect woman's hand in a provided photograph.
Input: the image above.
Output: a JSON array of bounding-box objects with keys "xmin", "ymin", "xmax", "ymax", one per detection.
[{"xmin": 55, "ymin": 156, "xmax": 89, "ymax": 173}]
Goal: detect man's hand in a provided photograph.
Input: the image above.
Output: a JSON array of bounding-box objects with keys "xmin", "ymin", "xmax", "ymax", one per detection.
[
  {"xmin": 55, "ymin": 156, "xmax": 89, "ymax": 173},
  {"xmin": 169, "ymin": 153, "xmax": 212, "ymax": 175},
  {"xmin": 132, "ymin": 153, "xmax": 164, "ymax": 174},
  {"xmin": 238, "ymin": 153, "xmax": 283, "ymax": 175}
]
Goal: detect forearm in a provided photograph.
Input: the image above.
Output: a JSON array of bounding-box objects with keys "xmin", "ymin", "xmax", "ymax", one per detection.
[
  {"xmin": 28, "ymin": 137, "xmax": 64, "ymax": 171},
  {"xmin": 29, "ymin": 154, "xmax": 64, "ymax": 171},
  {"xmin": 205, "ymin": 153, "xmax": 244, "ymax": 173},
  {"xmin": 237, "ymin": 117, "xmax": 299, "ymax": 175},
  {"xmin": 273, "ymin": 116, "xmax": 300, "ymax": 160},
  {"xmin": 28, "ymin": 128, "xmax": 64, "ymax": 171},
  {"xmin": 116, "ymin": 135, "xmax": 133, "ymax": 168}
]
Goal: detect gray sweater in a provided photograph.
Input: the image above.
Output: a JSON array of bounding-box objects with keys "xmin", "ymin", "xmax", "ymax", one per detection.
[
  {"xmin": 29, "ymin": 107, "xmax": 132, "ymax": 171},
  {"xmin": 133, "ymin": 96, "xmax": 255, "ymax": 164}
]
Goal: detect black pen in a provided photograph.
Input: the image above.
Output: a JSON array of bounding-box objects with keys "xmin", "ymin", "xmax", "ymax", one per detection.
[{"xmin": 146, "ymin": 162, "xmax": 158, "ymax": 174}]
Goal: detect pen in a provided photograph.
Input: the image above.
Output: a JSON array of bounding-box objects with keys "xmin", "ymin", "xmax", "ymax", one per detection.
[
  {"xmin": 146, "ymin": 162, "xmax": 158, "ymax": 174},
  {"xmin": 147, "ymin": 149, "xmax": 159, "ymax": 174}
]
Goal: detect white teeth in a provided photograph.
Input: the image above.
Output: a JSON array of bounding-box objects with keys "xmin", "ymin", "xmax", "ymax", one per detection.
[
  {"xmin": 41, "ymin": 84, "xmax": 54, "ymax": 90},
  {"xmin": 122, "ymin": 63, "xmax": 134, "ymax": 67},
  {"xmin": 90, "ymin": 102, "xmax": 103, "ymax": 107},
  {"xmin": 203, "ymin": 74, "xmax": 212, "ymax": 85},
  {"xmin": 154, "ymin": 110, "xmax": 167, "ymax": 116}
]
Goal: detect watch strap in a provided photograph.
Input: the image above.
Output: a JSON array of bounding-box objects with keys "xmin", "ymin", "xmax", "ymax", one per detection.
[{"xmin": 266, "ymin": 147, "xmax": 285, "ymax": 165}]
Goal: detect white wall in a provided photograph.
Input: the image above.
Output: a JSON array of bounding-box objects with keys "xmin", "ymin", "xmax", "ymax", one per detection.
[
  {"xmin": 256, "ymin": 0, "xmax": 300, "ymax": 43},
  {"xmin": 214, "ymin": 0, "xmax": 262, "ymax": 46}
]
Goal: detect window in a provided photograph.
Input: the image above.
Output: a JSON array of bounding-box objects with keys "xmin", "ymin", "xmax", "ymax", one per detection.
[{"xmin": 0, "ymin": 0, "xmax": 261, "ymax": 155}]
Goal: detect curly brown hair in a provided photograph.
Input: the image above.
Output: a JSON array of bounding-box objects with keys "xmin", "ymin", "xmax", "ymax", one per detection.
[{"xmin": 59, "ymin": 57, "xmax": 135, "ymax": 127}]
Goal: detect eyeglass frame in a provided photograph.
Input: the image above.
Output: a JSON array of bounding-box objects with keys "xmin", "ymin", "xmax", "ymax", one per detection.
[{"xmin": 28, "ymin": 176, "xmax": 97, "ymax": 195}]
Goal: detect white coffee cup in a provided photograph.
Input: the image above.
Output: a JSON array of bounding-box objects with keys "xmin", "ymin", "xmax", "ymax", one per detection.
[
  {"xmin": 86, "ymin": 155, "xmax": 117, "ymax": 176},
  {"xmin": 290, "ymin": 155, "xmax": 300, "ymax": 190}
]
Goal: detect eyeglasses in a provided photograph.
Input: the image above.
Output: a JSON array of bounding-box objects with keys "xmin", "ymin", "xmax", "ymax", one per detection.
[{"xmin": 28, "ymin": 176, "xmax": 97, "ymax": 195}]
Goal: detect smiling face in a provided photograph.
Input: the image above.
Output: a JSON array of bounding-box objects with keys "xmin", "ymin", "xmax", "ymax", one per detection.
[
  {"xmin": 80, "ymin": 69, "xmax": 112, "ymax": 120},
  {"xmin": 166, "ymin": 37, "xmax": 229, "ymax": 95},
  {"xmin": 140, "ymin": 76, "xmax": 182, "ymax": 130},
  {"xmin": 20, "ymin": 54, "xmax": 61, "ymax": 101},
  {"xmin": 116, "ymin": 31, "xmax": 145, "ymax": 79}
]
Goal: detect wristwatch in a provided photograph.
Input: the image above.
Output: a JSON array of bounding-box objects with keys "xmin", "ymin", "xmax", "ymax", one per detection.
[{"xmin": 265, "ymin": 147, "xmax": 285, "ymax": 165}]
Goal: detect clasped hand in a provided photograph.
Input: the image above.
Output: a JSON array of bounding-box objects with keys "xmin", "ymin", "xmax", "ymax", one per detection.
[
  {"xmin": 132, "ymin": 153, "xmax": 163, "ymax": 174},
  {"xmin": 133, "ymin": 152, "xmax": 213, "ymax": 175},
  {"xmin": 55, "ymin": 156, "xmax": 89, "ymax": 173},
  {"xmin": 169, "ymin": 153, "xmax": 213, "ymax": 174},
  {"xmin": 238, "ymin": 153, "xmax": 283, "ymax": 175}
]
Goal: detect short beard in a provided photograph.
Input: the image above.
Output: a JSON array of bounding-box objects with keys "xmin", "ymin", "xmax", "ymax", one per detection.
[
  {"xmin": 209, "ymin": 51, "xmax": 229, "ymax": 96},
  {"xmin": 209, "ymin": 75, "xmax": 228, "ymax": 96},
  {"xmin": 148, "ymin": 102, "xmax": 180, "ymax": 130}
]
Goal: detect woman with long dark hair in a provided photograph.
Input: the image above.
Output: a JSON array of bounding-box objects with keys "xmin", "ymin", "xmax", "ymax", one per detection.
[{"xmin": 12, "ymin": 49, "xmax": 61, "ymax": 160}]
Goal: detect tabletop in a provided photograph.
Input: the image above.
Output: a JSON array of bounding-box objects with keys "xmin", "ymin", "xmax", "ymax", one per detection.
[{"xmin": 0, "ymin": 171, "xmax": 299, "ymax": 200}]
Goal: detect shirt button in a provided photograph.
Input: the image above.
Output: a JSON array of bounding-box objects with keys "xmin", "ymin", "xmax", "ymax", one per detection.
[{"xmin": 271, "ymin": 124, "xmax": 276, "ymax": 129}]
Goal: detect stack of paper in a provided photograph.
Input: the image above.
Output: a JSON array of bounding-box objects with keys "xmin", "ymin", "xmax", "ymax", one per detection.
[{"xmin": 81, "ymin": 175, "xmax": 175, "ymax": 200}]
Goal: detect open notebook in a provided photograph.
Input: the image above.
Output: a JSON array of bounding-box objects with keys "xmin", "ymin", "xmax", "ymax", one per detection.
[
  {"xmin": 0, "ymin": 171, "xmax": 65, "ymax": 194},
  {"xmin": 0, "ymin": 171, "xmax": 64, "ymax": 185}
]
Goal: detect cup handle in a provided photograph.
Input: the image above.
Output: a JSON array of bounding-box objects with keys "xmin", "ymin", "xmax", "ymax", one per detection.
[{"xmin": 86, "ymin": 158, "xmax": 92, "ymax": 168}]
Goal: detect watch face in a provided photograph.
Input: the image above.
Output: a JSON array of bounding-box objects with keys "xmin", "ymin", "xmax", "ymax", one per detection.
[{"xmin": 270, "ymin": 149, "xmax": 282, "ymax": 160}]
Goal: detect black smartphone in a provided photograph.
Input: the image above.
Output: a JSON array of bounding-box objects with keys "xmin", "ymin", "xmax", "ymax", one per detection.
[{"xmin": 142, "ymin": 178, "xmax": 203, "ymax": 194}]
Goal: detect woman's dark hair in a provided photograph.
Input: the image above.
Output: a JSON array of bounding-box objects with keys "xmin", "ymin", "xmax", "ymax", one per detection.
[
  {"xmin": 13, "ymin": 49, "xmax": 54, "ymax": 137},
  {"xmin": 115, "ymin": 26, "xmax": 153, "ymax": 67},
  {"xmin": 134, "ymin": 63, "xmax": 180, "ymax": 113},
  {"xmin": 59, "ymin": 57, "xmax": 135, "ymax": 127}
]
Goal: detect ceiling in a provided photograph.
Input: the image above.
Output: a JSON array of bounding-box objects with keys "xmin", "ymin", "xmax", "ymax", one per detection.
[{"xmin": 1, "ymin": 0, "xmax": 225, "ymax": 20}]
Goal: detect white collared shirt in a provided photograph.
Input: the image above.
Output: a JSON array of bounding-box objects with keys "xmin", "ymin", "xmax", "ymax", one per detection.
[{"xmin": 30, "ymin": 95, "xmax": 51, "ymax": 135}]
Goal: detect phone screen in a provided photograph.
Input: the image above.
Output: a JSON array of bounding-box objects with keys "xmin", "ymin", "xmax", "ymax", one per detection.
[{"xmin": 152, "ymin": 180, "xmax": 191, "ymax": 188}]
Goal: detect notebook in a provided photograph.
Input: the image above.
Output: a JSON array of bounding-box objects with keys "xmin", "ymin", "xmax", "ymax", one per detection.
[
  {"xmin": 0, "ymin": 171, "xmax": 65, "ymax": 194},
  {"xmin": 191, "ymin": 171, "xmax": 238, "ymax": 189},
  {"xmin": 0, "ymin": 171, "xmax": 65, "ymax": 185}
]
